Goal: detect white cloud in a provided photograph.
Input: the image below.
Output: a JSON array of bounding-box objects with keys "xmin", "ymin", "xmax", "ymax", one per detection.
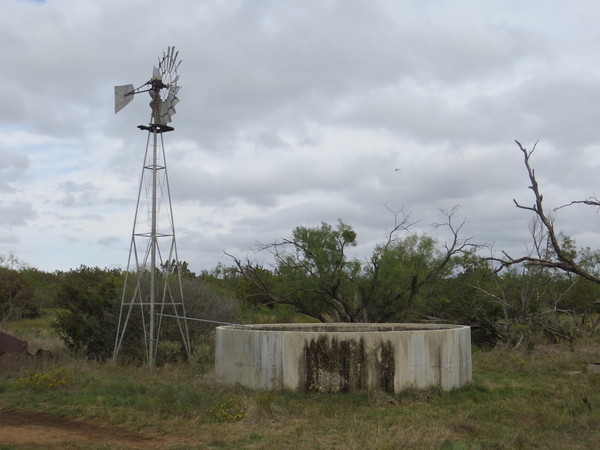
[
  {"xmin": 0, "ymin": 146, "xmax": 30, "ymax": 191},
  {"xmin": 2, "ymin": 0, "xmax": 600, "ymax": 272},
  {"xmin": 0, "ymin": 200, "xmax": 37, "ymax": 226}
]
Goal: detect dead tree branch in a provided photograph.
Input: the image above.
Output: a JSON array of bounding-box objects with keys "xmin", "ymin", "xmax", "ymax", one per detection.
[{"xmin": 495, "ymin": 140, "xmax": 600, "ymax": 285}]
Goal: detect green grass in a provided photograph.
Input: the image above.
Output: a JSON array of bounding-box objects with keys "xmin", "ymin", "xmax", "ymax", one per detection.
[
  {"xmin": 1, "ymin": 316, "xmax": 599, "ymax": 449},
  {"xmin": 1, "ymin": 345, "xmax": 599, "ymax": 449}
]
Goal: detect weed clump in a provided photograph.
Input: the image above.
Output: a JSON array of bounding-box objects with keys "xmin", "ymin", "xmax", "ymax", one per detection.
[
  {"xmin": 15, "ymin": 371, "xmax": 68, "ymax": 391},
  {"xmin": 209, "ymin": 397, "xmax": 246, "ymax": 422}
]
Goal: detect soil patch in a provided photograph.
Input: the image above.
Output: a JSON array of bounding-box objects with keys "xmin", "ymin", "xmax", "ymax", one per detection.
[{"xmin": 0, "ymin": 409, "xmax": 162, "ymax": 449}]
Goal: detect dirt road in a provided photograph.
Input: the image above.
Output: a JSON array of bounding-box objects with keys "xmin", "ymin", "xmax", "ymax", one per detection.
[{"xmin": 0, "ymin": 409, "xmax": 168, "ymax": 449}]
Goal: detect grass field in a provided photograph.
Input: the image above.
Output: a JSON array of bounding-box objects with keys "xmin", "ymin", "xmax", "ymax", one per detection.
[{"xmin": 1, "ymin": 321, "xmax": 599, "ymax": 449}]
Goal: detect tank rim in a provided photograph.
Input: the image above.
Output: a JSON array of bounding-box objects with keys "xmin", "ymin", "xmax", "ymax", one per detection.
[{"xmin": 218, "ymin": 322, "xmax": 469, "ymax": 333}]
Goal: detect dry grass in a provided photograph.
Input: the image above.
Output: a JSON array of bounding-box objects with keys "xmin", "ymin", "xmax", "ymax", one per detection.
[
  {"xmin": 1, "ymin": 326, "xmax": 599, "ymax": 449},
  {"xmin": 6, "ymin": 313, "xmax": 65, "ymax": 356}
]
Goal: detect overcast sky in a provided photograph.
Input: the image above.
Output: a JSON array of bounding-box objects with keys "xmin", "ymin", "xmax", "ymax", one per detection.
[{"xmin": 2, "ymin": 0, "xmax": 600, "ymax": 274}]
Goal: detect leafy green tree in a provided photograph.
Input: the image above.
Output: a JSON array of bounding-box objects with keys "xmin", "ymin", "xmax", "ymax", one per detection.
[
  {"xmin": 231, "ymin": 221, "xmax": 362, "ymax": 322},
  {"xmin": 52, "ymin": 263, "xmax": 240, "ymax": 362},
  {"xmin": 20, "ymin": 267, "xmax": 60, "ymax": 312},
  {"xmin": 356, "ymin": 207, "xmax": 478, "ymax": 322},
  {"xmin": 0, "ymin": 267, "xmax": 35, "ymax": 331},
  {"xmin": 201, "ymin": 262, "xmax": 275, "ymax": 311},
  {"xmin": 0, "ymin": 253, "xmax": 36, "ymax": 330},
  {"xmin": 360, "ymin": 234, "xmax": 446, "ymax": 322},
  {"xmin": 52, "ymin": 266, "xmax": 123, "ymax": 359},
  {"xmin": 230, "ymin": 208, "xmax": 478, "ymax": 323},
  {"xmin": 178, "ymin": 277, "xmax": 240, "ymax": 335},
  {"xmin": 423, "ymin": 254, "xmax": 502, "ymax": 346},
  {"xmin": 162, "ymin": 259, "xmax": 196, "ymax": 278}
]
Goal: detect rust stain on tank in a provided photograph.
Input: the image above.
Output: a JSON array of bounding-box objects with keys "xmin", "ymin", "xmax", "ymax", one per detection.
[
  {"xmin": 302, "ymin": 336, "xmax": 395, "ymax": 393},
  {"xmin": 377, "ymin": 339, "xmax": 395, "ymax": 393}
]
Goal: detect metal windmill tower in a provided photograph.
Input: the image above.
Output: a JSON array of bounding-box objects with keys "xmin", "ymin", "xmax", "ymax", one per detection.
[{"xmin": 112, "ymin": 47, "xmax": 191, "ymax": 366}]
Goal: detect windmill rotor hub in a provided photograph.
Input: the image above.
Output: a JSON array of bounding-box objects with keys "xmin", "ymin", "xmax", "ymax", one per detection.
[{"xmin": 151, "ymin": 79, "xmax": 168, "ymax": 90}]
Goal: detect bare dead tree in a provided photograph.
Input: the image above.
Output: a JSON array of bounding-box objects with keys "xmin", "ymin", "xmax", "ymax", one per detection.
[
  {"xmin": 495, "ymin": 140, "xmax": 600, "ymax": 286},
  {"xmin": 429, "ymin": 205, "xmax": 481, "ymax": 283}
]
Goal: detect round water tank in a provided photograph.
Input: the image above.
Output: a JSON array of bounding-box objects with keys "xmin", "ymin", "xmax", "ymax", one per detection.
[{"xmin": 215, "ymin": 323, "xmax": 471, "ymax": 393}]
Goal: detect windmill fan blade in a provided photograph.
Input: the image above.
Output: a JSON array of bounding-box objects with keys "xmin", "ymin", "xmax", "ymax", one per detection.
[
  {"xmin": 165, "ymin": 47, "xmax": 171, "ymax": 69},
  {"xmin": 153, "ymin": 66, "xmax": 162, "ymax": 80},
  {"xmin": 171, "ymin": 50, "xmax": 179, "ymax": 71},
  {"xmin": 114, "ymin": 84, "xmax": 135, "ymax": 114},
  {"xmin": 169, "ymin": 47, "xmax": 177, "ymax": 68},
  {"xmin": 156, "ymin": 101, "xmax": 175, "ymax": 125},
  {"xmin": 167, "ymin": 94, "xmax": 180, "ymax": 109}
]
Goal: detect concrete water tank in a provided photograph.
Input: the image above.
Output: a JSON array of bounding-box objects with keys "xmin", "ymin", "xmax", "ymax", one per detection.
[{"xmin": 215, "ymin": 323, "xmax": 471, "ymax": 393}]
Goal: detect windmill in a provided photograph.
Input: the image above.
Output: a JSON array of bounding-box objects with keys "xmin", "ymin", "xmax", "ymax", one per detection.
[{"xmin": 112, "ymin": 47, "xmax": 191, "ymax": 366}]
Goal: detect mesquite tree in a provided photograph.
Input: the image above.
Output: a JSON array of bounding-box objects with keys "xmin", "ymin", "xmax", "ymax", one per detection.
[{"xmin": 229, "ymin": 208, "xmax": 479, "ymax": 323}]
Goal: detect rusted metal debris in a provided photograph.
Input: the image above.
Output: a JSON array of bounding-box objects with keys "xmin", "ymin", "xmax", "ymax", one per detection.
[
  {"xmin": 0, "ymin": 331, "xmax": 28, "ymax": 355},
  {"xmin": 0, "ymin": 331, "xmax": 55, "ymax": 359}
]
